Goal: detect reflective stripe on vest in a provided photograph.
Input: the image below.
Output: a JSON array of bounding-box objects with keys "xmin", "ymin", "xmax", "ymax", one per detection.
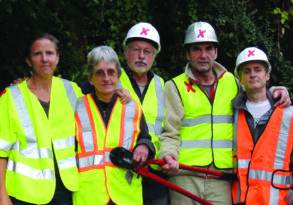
[
  {"xmin": 173, "ymin": 72, "xmax": 238, "ymax": 168},
  {"xmin": 62, "ymin": 79, "xmax": 78, "ymax": 110},
  {"xmin": 77, "ymin": 151, "xmax": 118, "ymax": 169},
  {"xmin": 182, "ymin": 114, "xmax": 233, "ymax": 126},
  {"xmin": 149, "ymin": 74, "xmax": 164, "ymax": 136},
  {"xmin": 0, "ymin": 139, "xmax": 14, "ymax": 151},
  {"xmin": 7, "ymin": 160, "xmax": 54, "ymax": 180},
  {"xmin": 75, "ymin": 94, "xmax": 143, "ymax": 205},
  {"xmin": 9, "ymin": 80, "xmax": 77, "ymax": 176},
  {"xmin": 119, "ymin": 70, "xmax": 164, "ymax": 137},
  {"xmin": 274, "ymin": 107, "xmax": 292, "ymax": 169},
  {"xmin": 270, "ymin": 107, "xmax": 293, "ymax": 204},
  {"xmin": 123, "ymin": 101, "xmax": 137, "ymax": 148},
  {"xmin": 52, "ymin": 136, "xmax": 75, "ymax": 150},
  {"xmin": 272, "ymin": 173, "xmax": 293, "ymax": 187},
  {"xmin": 248, "ymin": 169, "xmax": 293, "ymax": 205},
  {"xmin": 58, "ymin": 156, "xmax": 77, "ymax": 169},
  {"xmin": 237, "ymin": 159, "xmax": 250, "ymax": 169},
  {"xmin": 10, "ymin": 85, "xmax": 52, "ymax": 159},
  {"xmin": 234, "ymin": 107, "xmax": 293, "ymax": 204},
  {"xmin": 78, "ymin": 154, "xmax": 104, "ymax": 169},
  {"xmin": 181, "ymin": 139, "xmax": 232, "ymax": 148},
  {"xmin": 76, "ymin": 95, "xmax": 140, "ymax": 169},
  {"xmin": 249, "ymin": 170, "xmax": 292, "ymax": 185},
  {"xmin": 75, "ymin": 98, "xmax": 95, "ymax": 152}
]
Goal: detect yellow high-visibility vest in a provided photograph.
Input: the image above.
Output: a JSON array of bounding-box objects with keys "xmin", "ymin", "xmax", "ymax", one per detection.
[
  {"xmin": 119, "ymin": 68, "xmax": 164, "ymax": 155},
  {"xmin": 74, "ymin": 94, "xmax": 143, "ymax": 205},
  {"xmin": 0, "ymin": 77, "xmax": 82, "ymax": 204},
  {"xmin": 173, "ymin": 72, "xmax": 238, "ymax": 168}
]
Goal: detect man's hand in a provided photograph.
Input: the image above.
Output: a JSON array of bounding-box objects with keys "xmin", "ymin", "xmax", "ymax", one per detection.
[
  {"xmin": 161, "ymin": 155, "xmax": 180, "ymax": 175},
  {"xmin": 272, "ymin": 87, "xmax": 291, "ymax": 108},
  {"xmin": 132, "ymin": 144, "xmax": 149, "ymax": 167},
  {"xmin": 116, "ymin": 88, "xmax": 131, "ymax": 104}
]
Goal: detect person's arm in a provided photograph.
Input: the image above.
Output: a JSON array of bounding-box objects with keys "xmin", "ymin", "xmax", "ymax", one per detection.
[
  {"xmin": 0, "ymin": 90, "xmax": 15, "ymax": 205},
  {"xmin": 159, "ymin": 81, "xmax": 183, "ymax": 159},
  {"xmin": 133, "ymin": 114, "xmax": 155, "ymax": 166},
  {"xmin": 159, "ymin": 81, "xmax": 183, "ymax": 174},
  {"xmin": 0, "ymin": 158, "xmax": 12, "ymax": 205}
]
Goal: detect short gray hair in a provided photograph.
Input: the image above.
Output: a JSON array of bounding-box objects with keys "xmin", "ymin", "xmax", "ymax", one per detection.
[{"xmin": 87, "ymin": 46, "xmax": 121, "ymax": 77}]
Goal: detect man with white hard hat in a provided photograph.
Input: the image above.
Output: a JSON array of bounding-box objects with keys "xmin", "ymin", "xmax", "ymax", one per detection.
[
  {"xmin": 79, "ymin": 22, "xmax": 168, "ymax": 204},
  {"xmin": 120, "ymin": 22, "xmax": 168, "ymax": 205},
  {"xmin": 159, "ymin": 21, "xmax": 291, "ymax": 205},
  {"xmin": 232, "ymin": 47, "xmax": 292, "ymax": 205}
]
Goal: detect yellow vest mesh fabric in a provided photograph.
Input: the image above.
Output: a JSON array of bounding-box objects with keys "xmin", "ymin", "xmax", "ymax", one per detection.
[
  {"xmin": 119, "ymin": 69, "xmax": 164, "ymax": 156},
  {"xmin": 0, "ymin": 77, "xmax": 82, "ymax": 204},
  {"xmin": 74, "ymin": 95, "xmax": 143, "ymax": 205},
  {"xmin": 173, "ymin": 72, "xmax": 238, "ymax": 168}
]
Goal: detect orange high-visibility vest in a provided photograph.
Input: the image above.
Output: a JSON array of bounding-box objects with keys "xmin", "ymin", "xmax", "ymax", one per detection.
[
  {"xmin": 73, "ymin": 94, "xmax": 143, "ymax": 205},
  {"xmin": 232, "ymin": 107, "xmax": 293, "ymax": 205}
]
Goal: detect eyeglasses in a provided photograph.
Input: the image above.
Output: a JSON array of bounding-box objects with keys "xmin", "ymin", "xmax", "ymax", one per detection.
[
  {"xmin": 128, "ymin": 47, "xmax": 155, "ymax": 57},
  {"xmin": 94, "ymin": 69, "xmax": 118, "ymax": 78}
]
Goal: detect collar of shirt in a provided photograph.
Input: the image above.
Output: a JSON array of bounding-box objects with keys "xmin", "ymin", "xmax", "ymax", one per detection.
[
  {"xmin": 184, "ymin": 61, "xmax": 227, "ymax": 84},
  {"xmin": 92, "ymin": 92, "xmax": 118, "ymax": 125},
  {"xmin": 124, "ymin": 66, "xmax": 154, "ymax": 102},
  {"xmin": 233, "ymin": 90, "xmax": 275, "ymax": 112}
]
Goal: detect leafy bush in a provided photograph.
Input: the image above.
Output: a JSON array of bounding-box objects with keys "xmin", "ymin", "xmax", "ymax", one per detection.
[{"xmin": 0, "ymin": 0, "xmax": 292, "ymax": 98}]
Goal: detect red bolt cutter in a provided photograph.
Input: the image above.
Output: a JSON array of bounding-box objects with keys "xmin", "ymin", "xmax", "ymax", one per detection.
[{"xmin": 110, "ymin": 147, "xmax": 236, "ymax": 205}]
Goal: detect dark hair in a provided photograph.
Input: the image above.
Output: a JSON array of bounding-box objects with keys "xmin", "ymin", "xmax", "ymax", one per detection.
[
  {"xmin": 238, "ymin": 60, "xmax": 270, "ymax": 77},
  {"xmin": 26, "ymin": 33, "xmax": 59, "ymax": 58},
  {"xmin": 184, "ymin": 42, "xmax": 218, "ymax": 53}
]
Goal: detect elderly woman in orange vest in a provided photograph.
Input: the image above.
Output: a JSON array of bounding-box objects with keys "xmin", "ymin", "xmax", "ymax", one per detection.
[
  {"xmin": 232, "ymin": 47, "xmax": 293, "ymax": 205},
  {"xmin": 73, "ymin": 45, "xmax": 155, "ymax": 205}
]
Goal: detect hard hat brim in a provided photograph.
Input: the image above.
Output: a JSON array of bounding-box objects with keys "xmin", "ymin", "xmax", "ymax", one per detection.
[{"xmin": 124, "ymin": 37, "xmax": 160, "ymax": 51}]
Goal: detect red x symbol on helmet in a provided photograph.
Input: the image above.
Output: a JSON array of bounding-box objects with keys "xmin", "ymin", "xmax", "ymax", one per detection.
[
  {"xmin": 197, "ymin": 29, "xmax": 206, "ymax": 38},
  {"xmin": 140, "ymin": 27, "xmax": 150, "ymax": 36},
  {"xmin": 248, "ymin": 50, "xmax": 255, "ymax": 57}
]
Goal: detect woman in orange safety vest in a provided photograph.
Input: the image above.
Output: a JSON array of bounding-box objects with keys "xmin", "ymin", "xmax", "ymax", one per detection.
[{"xmin": 73, "ymin": 45, "xmax": 155, "ymax": 205}]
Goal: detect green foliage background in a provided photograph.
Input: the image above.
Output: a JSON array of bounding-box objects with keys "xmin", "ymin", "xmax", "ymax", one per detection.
[{"xmin": 0, "ymin": 0, "xmax": 292, "ymax": 97}]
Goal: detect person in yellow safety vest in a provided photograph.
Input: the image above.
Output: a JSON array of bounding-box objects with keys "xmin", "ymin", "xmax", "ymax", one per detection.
[
  {"xmin": 73, "ymin": 45, "xmax": 155, "ymax": 205},
  {"xmin": 159, "ymin": 21, "xmax": 292, "ymax": 205},
  {"xmin": 120, "ymin": 22, "xmax": 168, "ymax": 205},
  {"xmin": 0, "ymin": 33, "xmax": 83, "ymax": 205},
  {"xmin": 79, "ymin": 22, "xmax": 167, "ymax": 204},
  {"xmin": 231, "ymin": 47, "xmax": 293, "ymax": 205}
]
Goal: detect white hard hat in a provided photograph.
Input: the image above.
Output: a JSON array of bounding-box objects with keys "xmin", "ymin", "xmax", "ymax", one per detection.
[
  {"xmin": 184, "ymin": 21, "xmax": 218, "ymax": 45},
  {"xmin": 234, "ymin": 47, "xmax": 271, "ymax": 78},
  {"xmin": 124, "ymin": 22, "xmax": 161, "ymax": 52}
]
